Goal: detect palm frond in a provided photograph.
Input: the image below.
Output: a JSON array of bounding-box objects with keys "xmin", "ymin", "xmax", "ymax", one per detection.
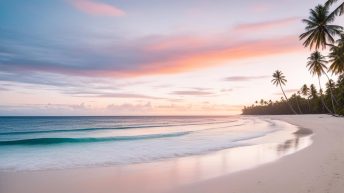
[
  {"xmin": 300, "ymin": 4, "xmax": 342, "ymax": 50},
  {"xmin": 327, "ymin": 2, "xmax": 344, "ymax": 18},
  {"xmin": 325, "ymin": 0, "xmax": 339, "ymax": 7}
]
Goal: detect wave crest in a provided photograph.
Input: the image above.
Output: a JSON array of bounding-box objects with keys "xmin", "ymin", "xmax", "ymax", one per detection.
[{"xmin": 0, "ymin": 131, "xmax": 191, "ymax": 145}]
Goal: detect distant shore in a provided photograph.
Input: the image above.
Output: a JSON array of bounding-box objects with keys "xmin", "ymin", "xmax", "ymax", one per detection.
[{"xmin": 1, "ymin": 115, "xmax": 343, "ymax": 193}]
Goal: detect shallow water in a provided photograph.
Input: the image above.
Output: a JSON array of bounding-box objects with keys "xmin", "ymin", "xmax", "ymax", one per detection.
[{"xmin": 0, "ymin": 116, "xmax": 310, "ymax": 171}]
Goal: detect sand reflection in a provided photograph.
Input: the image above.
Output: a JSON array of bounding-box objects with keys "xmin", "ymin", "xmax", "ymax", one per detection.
[{"xmin": 163, "ymin": 127, "xmax": 313, "ymax": 184}]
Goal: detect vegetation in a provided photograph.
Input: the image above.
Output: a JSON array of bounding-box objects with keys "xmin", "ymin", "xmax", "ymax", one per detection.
[
  {"xmin": 242, "ymin": 0, "xmax": 344, "ymax": 116},
  {"xmin": 242, "ymin": 75, "xmax": 344, "ymax": 115}
]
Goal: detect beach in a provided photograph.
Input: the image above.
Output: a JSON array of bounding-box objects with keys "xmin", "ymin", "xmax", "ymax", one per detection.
[
  {"xmin": 0, "ymin": 114, "xmax": 343, "ymax": 193},
  {"xmin": 171, "ymin": 114, "xmax": 344, "ymax": 193}
]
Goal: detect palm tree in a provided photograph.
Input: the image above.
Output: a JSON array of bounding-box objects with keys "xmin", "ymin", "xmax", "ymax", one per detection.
[
  {"xmin": 296, "ymin": 91, "xmax": 303, "ymax": 113},
  {"xmin": 325, "ymin": 0, "xmax": 344, "ymax": 18},
  {"xmin": 310, "ymin": 84, "xmax": 318, "ymax": 99},
  {"xmin": 326, "ymin": 79, "xmax": 339, "ymax": 105},
  {"xmin": 326, "ymin": 79, "xmax": 337, "ymax": 95},
  {"xmin": 299, "ymin": 4, "xmax": 343, "ymax": 50},
  {"xmin": 271, "ymin": 70, "xmax": 297, "ymax": 114},
  {"xmin": 323, "ymin": 67, "xmax": 340, "ymax": 113},
  {"xmin": 291, "ymin": 93, "xmax": 303, "ymax": 114},
  {"xmin": 307, "ymin": 51, "xmax": 335, "ymax": 114},
  {"xmin": 309, "ymin": 84, "xmax": 319, "ymax": 113},
  {"xmin": 301, "ymin": 84, "xmax": 311, "ymax": 112},
  {"xmin": 328, "ymin": 35, "xmax": 344, "ymax": 75}
]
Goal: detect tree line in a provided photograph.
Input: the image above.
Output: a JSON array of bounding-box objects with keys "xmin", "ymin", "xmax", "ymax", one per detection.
[{"xmin": 242, "ymin": 74, "xmax": 344, "ymax": 115}]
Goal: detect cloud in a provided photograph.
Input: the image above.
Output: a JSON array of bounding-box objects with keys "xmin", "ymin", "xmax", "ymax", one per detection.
[
  {"xmin": 200, "ymin": 104, "xmax": 243, "ymax": 112},
  {"xmin": 144, "ymin": 35, "xmax": 210, "ymax": 52},
  {"xmin": 0, "ymin": 85, "xmax": 10, "ymax": 91},
  {"xmin": 63, "ymin": 90, "xmax": 166, "ymax": 100},
  {"xmin": 70, "ymin": 0, "xmax": 125, "ymax": 16},
  {"xmin": 220, "ymin": 88, "xmax": 233, "ymax": 92},
  {"xmin": 223, "ymin": 75, "xmax": 269, "ymax": 82},
  {"xmin": 107, "ymin": 102, "xmax": 153, "ymax": 113},
  {"xmin": 190, "ymin": 87, "xmax": 212, "ymax": 91},
  {"xmin": 110, "ymin": 35, "xmax": 302, "ymax": 77},
  {"xmin": 0, "ymin": 23, "xmax": 303, "ymax": 79},
  {"xmin": 0, "ymin": 103, "xmax": 93, "ymax": 116},
  {"xmin": 0, "ymin": 71, "xmax": 166, "ymax": 100},
  {"xmin": 91, "ymin": 93, "xmax": 166, "ymax": 99},
  {"xmin": 233, "ymin": 17, "xmax": 300, "ymax": 33},
  {"xmin": 171, "ymin": 90, "xmax": 214, "ymax": 96},
  {"xmin": 274, "ymin": 89, "xmax": 299, "ymax": 95}
]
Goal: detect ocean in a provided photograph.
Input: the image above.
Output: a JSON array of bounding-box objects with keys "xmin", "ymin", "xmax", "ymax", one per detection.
[{"xmin": 0, "ymin": 116, "xmax": 301, "ymax": 171}]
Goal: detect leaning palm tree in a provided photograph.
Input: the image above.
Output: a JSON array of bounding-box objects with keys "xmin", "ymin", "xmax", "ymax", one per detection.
[
  {"xmin": 292, "ymin": 93, "xmax": 303, "ymax": 114},
  {"xmin": 328, "ymin": 35, "xmax": 344, "ymax": 75},
  {"xmin": 301, "ymin": 84, "xmax": 311, "ymax": 112},
  {"xmin": 326, "ymin": 75, "xmax": 338, "ymax": 104},
  {"xmin": 300, "ymin": 4, "xmax": 343, "ymax": 50},
  {"xmin": 326, "ymin": 79, "xmax": 339, "ymax": 105},
  {"xmin": 307, "ymin": 51, "xmax": 335, "ymax": 114},
  {"xmin": 325, "ymin": 0, "xmax": 344, "ymax": 19},
  {"xmin": 271, "ymin": 70, "xmax": 297, "ymax": 114}
]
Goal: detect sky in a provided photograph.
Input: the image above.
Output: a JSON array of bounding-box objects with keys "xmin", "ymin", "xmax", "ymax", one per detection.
[{"xmin": 0, "ymin": 0, "xmax": 343, "ymax": 116}]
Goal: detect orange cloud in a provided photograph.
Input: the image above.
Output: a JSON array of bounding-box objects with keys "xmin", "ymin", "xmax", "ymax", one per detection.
[
  {"xmin": 71, "ymin": 0, "xmax": 125, "ymax": 16},
  {"xmin": 104, "ymin": 35, "xmax": 303, "ymax": 77}
]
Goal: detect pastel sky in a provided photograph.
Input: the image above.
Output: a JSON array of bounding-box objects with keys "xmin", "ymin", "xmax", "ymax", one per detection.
[{"xmin": 0, "ymin": 0, "xmax": 343, "ymax": 115}]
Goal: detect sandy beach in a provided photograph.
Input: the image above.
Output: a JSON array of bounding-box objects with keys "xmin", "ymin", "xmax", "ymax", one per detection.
[
  {"xmin": 1, "ymin": 114, "xmax": 343, "ymax": 193},
  {"xmin": 171, "ymin": 114, "xmax": 344, "ymax": 193}
]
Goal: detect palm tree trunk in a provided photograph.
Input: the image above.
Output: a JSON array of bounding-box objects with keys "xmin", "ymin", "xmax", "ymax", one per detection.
[
  {"xmin": 324, "ymin": 73, "xmax": 337, "ymax": 114},
  {"xmin": 295, "ymin": 97, "xmax": 303, "ymax": 114},
  {"xmin": 307, "ymin": 98, "xmax": 311, "ymax": 113},
  {"xmin": 280, "ymin": 84, "xmax": 297, "ymax": 114},
  {"xmin": 318, "ymin": 76, "xmax": 333, "ymax": 114}
]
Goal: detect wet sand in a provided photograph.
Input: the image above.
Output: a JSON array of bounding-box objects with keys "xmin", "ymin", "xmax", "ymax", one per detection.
[{"xmin": 170, "ymin": 114, "xmax": 344, "ymax": 193}]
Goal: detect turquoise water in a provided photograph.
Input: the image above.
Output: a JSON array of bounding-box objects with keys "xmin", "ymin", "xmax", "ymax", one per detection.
[{"xmin": 0, "ymin": 116, "xmax": 292, "ymax": 171}]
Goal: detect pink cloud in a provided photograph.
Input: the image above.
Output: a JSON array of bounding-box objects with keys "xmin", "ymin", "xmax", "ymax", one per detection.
[
  {"xmin": 91, "ymin": 35, "xmax": 302, "ymax": 77},
  {"xmin": 3, "ymin": 17, "xmax": 304, "ymax": 78},
  {"xmin": 70, "ymin": 0, "xmax": 125, "ymax": 16},
  {"xmin": 5, "ymin": 34, "xmax": 302, "ymax": 78},
  {"xmin": 233, "ymin": 17, "xmax": 300, "ymax": 33}
]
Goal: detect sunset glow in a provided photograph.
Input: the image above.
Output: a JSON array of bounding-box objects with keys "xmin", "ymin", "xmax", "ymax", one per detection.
[{"xmin": 0, "ymin": 0, "xmax": 342, "ymax": 115}]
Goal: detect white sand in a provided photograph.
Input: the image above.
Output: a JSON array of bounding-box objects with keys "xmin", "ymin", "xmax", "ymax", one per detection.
[
  {"xmin": 1, "ymin": 114, "xmax": 343, "ymax": 193},
  {"xmin": 170, "ymin": 114, "xmax": 344, "ymax": 193}
]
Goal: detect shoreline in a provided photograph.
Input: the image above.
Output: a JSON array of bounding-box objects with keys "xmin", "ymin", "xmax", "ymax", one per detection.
[
  {"xmin": 0, "ymin": 117, "xmax": 300, "ymax": 173},
  {"xmin": 1, "ymin": 115, "xmax": 343, "ymax": 193},
  {"xmin": 0, "ymin": 122, "xmax": 310, "ymax": 173},
  {"xmin": 169, "ymin": 114, "xmax": 344, "ymax": 193}
]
